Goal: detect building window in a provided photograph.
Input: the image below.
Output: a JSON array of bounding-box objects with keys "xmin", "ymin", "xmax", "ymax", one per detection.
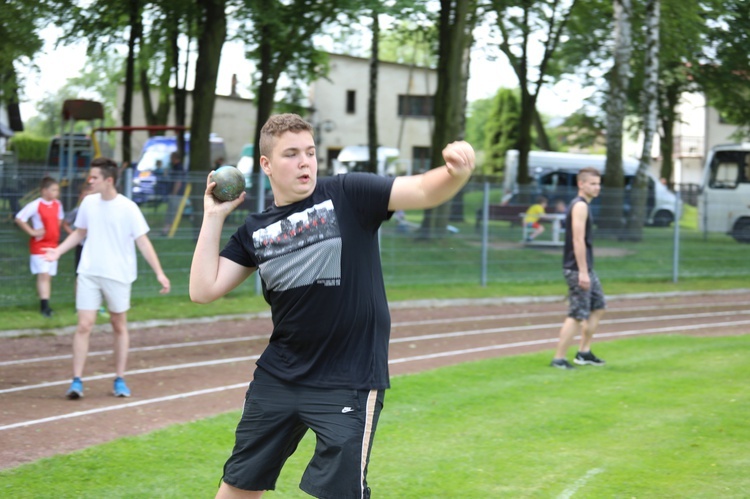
[
  {"xmin": 346, "ymin": 90, "xmax": 356, "ymax": 114},
  {"xmin": 412, "ymin": 146, "xmax": 431, "ymax": 173},
  {"xmin": 398, "ymin": 95, "xmax": 434, "ymax": 117}
]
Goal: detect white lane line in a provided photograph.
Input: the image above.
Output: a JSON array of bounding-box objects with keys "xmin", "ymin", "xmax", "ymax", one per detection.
[
  {"xmin": 390, "ymin": 319, "xmax": 750, "ymax": 364},
  {"xmin": 391, "ymin": 301, "xmax": 750, "ymax": 328},
  {"xmin": 2, "ymin": 319, "xmax": 749, "ymax": 431},
  {"xmin": 4, "ymin": 306, "xmax": 748, "ymax": 367},
  {"xmin": 393, "ymin": 310, "xmax": 750, "ymax": 343},
  {"xmin": 0, "ymin": 383, "xmax": 250, "ymax": 431},
  {"xmin": 558, "ymin": 468, "xmax": 605, "ymax": 499},
  {"xmin": 3, "ymin": 314, "xmax": 749, "ymax": 395},
  {"xmin": 0, "ymin": 355, "xmax": 260, "ymax": 394},
  {"xmin": 0, "ymin": 335, "xmax": 269, "ymax": 367}
]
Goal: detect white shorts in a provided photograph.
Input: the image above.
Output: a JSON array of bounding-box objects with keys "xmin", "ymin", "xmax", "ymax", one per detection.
[
  {"xmin": 76, "ymin": 274, "xmax": 132, "ymax": 313},
  {"xmin": 30, "ymin": 254, "xmax": 58, "ymax": 276}
]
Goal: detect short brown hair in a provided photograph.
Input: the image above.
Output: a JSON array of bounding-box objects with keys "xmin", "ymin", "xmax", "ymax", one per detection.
[
  {"xmin": 90, "ymin": 157, "xmax": 119, "ymax": 185},
  {"xmin": 40, "ymin": 176, "xmax": 58, "ymax": 190},
  {"xmin": 259, "ymin": 114, "xmax": 314, "ymax": 157},
  {"xmin": 578, "ymin": 167, "xmax": 601, "ymax": 181}
]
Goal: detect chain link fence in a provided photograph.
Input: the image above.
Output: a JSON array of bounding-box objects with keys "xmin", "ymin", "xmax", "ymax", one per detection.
[{"xmin": 1, "ymin": 163, "xmax": 748, "ymax": 308}]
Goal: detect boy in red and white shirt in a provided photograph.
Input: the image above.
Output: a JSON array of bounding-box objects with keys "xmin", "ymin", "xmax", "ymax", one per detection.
[{"xmin": 15, "ymin": 176, "xmax": 64, "ymax": 317}]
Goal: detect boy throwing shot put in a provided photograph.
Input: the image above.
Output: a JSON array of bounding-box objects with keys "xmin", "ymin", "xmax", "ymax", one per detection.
[
  {"xmin": 551, "ymin": 167, "xmax": 607, "ymax": 369},
  {"xmin": 190, "ymin": 113, "xmax": 475, "ymax": 498}
]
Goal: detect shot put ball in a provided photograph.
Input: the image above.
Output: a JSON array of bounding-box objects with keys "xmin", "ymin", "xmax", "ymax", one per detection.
[{"xmin": 212, "ymin": 166, "xmax": 246, "ymax": 202}]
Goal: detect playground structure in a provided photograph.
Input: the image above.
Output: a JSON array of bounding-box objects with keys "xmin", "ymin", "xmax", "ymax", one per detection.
[{"xmin": 52, "ymin": 99, "xmax": 192, "ymax": 237}]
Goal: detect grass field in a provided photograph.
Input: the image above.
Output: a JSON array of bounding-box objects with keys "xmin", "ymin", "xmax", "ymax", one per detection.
[{"xmin": 2, "ymin": 334, "xmax": 748, "ymax": 498}]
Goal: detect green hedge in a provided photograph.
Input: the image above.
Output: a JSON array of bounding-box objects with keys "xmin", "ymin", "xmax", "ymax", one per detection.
[{"xmin": 8, "ymin": 133, "xmax": 50, "ymax": 162}]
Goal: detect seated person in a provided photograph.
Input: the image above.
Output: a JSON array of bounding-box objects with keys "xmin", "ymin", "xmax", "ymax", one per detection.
[{"xmin": 523, "ymin": 195, "xmax": 548, "ymax": 242}]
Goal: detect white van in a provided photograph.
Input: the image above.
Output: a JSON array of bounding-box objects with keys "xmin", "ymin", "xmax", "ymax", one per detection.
[
  {"xmin": 504, "ymin": 150, "xmax": 678, "ymax": 226},
  {"xmin": 697, "ymin": 143, "xmax": 750, "ymax": 242},
  {"xmin": 132, "ymin": 133, "xmax": 226, "ymax": 205},
  {"xmin": 332, "ymin": 146, "xmax": 400, "ymax": 177},
  {"xmin": 135, "ymin": 133, "xmax": 226, "ymax": 172}
]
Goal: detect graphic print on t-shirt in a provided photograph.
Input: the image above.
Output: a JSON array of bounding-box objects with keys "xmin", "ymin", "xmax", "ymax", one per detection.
[{"xmin": 252, "ymin": 199, "xmax": 341, "ymax": 291}]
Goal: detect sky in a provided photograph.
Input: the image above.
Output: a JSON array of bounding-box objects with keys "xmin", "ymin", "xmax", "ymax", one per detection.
[{"xmin": 18, "ymin": 25, "xmax": 588, "ymax": 123}]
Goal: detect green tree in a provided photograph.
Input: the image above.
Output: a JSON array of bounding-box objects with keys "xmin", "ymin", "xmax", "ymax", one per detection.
[
  {"xmin": 487, "ymin": 0, "xmax": 581, "ymax": 193},
  {"xmin": 464, "ymin": 96, "xmax": 493, "ymax": 156},
  {"xmin": 600, "ymin": 0, "xmax": 632, "ymax": 235},
  {"xmin": 239, "ymin": 0, "xmax": 344, "ymax": 174},
  {"xmin": 189, "ymin": 0, "xmax": 226, "ymax": 172},
  {"xmin": 0, "ymin": 0, "xmax": 48, "ymax": 127},
  {"xmin": 419, "ymin": 0, "xmax": 477, "ymax": 235},
  {"xmin": 696, "ymin": 0, "xmax": 750, "ymax": 139},
  {"xmin": 483, "ymin": 88, "xmax": 520, "ymax": 176},
  {"xmin": 625, "ymin": 0, "xmax": 660, "ymax": 240},
  {"xmin": 54, "ymin": 0, "xmax": 145, "ymax": 162}
]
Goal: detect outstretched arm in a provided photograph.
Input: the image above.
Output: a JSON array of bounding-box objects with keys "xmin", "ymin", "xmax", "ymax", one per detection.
[
  {"xmin": 190, "ymin": 171, "xmax": 255, "ymax": 304},
  {"xmin": 44, "ymin": 228, "xmax": 87, "ymax": 261},
  {"xmin": 135, "ymin": 234, "xmax": 171, "ymax": 294},
  {"xmin": 388, "ymin": 141, "xmax": 475, "ymax": 211}
]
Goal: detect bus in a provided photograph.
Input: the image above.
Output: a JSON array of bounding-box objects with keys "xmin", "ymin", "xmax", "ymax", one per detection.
[{"xmin": 697, "ymin": 143, "xmax": 750, "ymax": 243}]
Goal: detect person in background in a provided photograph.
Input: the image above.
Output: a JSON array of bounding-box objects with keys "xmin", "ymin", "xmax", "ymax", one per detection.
[
  {"xmin": 15, "ymin": 176, "xmax": 64, "ymax": 317},
  {"xmin": 45, "ymin": 157, "xmax": 171, "ymax": 399},
  {"xmin": 550, "ymin": 167, "xmax": 607, "ymax": 370},
  {"xmin": 523, "ymin": 195, "xmax": 548, "ymax": 242},
  {"xmin": 190, "ymin": 113, "xmax": 475, "ymax": 498}
]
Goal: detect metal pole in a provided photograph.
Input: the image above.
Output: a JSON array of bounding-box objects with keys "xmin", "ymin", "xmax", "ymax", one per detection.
[
  {"xmin": 672, "ymin": 190, "xmax": 681, "ymax": 283},
  {"xmin": 124, "ymin": 167, "xmax": 133, "ymax": 199},
  {"xmin": 480, "ymin": 181, "xmax": 490, "ymax": 286},
  {"xmin": 66, "ymin": 121, "xmax": 75, "ymax": 209}
]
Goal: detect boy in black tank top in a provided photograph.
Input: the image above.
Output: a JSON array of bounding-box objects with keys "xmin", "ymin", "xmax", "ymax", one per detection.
[{"xmin": 550, "ymin": 167, "xmax": 607, "ymax": 370}]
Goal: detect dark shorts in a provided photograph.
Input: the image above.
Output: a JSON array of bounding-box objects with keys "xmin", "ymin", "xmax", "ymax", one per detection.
[
  {"xmin": 222, "ymin": 367, "xmax": 385, "ymax": 499},
  {"xmin": 564, "ymin": 269, "xmax": 606, "ymax": 320}
]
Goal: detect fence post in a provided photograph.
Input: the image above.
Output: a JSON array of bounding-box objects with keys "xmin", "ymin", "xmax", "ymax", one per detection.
[
  {"xmin": 672, "ymin": 190, "xmax": 681, "ymax": 283},
  {"xmin": 480, "ymin": 181, "xmax": 490, "ymax": 286},
  {"xmin": 124, "ymin": 167, "xmax": 133, "ymax": 199}
]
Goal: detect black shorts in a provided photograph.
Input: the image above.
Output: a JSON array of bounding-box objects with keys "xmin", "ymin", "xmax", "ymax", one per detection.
[
  {"xmin": 564, "ymin": 269, "xmax": 606, "ymax": 320},
  {"xmin": 222, "ymin": 367, "xmax": 385, "ymax": 499}
]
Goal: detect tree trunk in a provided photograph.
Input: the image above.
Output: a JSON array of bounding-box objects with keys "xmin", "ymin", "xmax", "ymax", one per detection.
[
  {"xmin": 170, "ymin": 18, "xmax": 188, "ymax": 159},
  {"xmin": 659, "ymin": 81, "xmax": 679, "ymax": 186},
  {"xmin": 367, "ymin": 10, "xmax": 379, "ymax": 175},
  {"xmin": 625, "ymin": 0, "xmax": 660, "ymax": 241},
  {"xmin": 121, "ymin": 0, "xmax": 142, "ymax": 165},
  {"xmin": 418, "ymin": 0, "xmax": 474, "ymax": 238},
  {"xmin": 252, "ymin": 36, "xmax": 280, "ymax": 175},
  {"xmin": 599, "ymin": 0, "xmax": 632, "ymax": 237},
  {"xmin": 191, "ymin": 0, "xmax": 226, "ymax": 173},
  {"xmin": 533, "ymin": 107, "xmax": 551, "ymax": 151},
  {"xmin": 191, "ymin": 0, "xmax": 226, "ymax": 240}
]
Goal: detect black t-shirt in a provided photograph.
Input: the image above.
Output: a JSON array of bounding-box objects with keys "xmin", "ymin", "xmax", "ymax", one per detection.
[
  {"xmin": 220, "ymin": 173, "xmax": 395, "ymax": 389},
  {"xmin": 563, "ymin": 196, "xmax": 593, "ymax": 271}
]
